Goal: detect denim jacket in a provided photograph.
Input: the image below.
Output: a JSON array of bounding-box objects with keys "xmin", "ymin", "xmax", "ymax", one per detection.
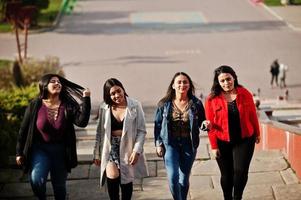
[{"xmin": 154, "ymin": 96, "xmax": 205, "ymax": 150}]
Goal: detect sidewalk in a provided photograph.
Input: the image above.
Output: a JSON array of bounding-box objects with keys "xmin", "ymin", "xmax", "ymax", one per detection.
[{"xmin": 262, "ymin": 3, "xmax": 301, "ymax": 31}]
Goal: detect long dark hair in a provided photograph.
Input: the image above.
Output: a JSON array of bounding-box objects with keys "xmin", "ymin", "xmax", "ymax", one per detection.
[
  {"xmin": 209, "ymin": 65, "xmax": 241, "ymax": 99},
  {"xmin": 158, "ymin": 72, "xmax": 195, "ymax": 106},
  {"xmin": 103, "ymin": 78, "xmax": 128, "ymax": 106},
  {"xmin": 39, "ymin": 74, "xmax": 85, "ymax": 107}
]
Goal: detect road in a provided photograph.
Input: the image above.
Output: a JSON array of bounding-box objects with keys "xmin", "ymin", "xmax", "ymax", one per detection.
[{"xmin": 0, "ymin": 0, "xmax": 301, "ymax": 106}]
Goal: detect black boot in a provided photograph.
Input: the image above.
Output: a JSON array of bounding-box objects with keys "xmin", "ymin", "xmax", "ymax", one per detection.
[
  {"xmin": 107, "ymin": 177, "xmax": 120, "ymax": 200},
  {"xmin": 120, "ymin": 182, "xmax": 133, "ymax": 200}
]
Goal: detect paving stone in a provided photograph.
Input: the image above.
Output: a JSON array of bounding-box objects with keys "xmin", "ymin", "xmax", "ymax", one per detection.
[
  {"xmin": 189, "ymin": 188, "xmax": 223, "ymax": 200},
  {"xmin": 144, "ymin": 139, "xmax": 160, "ymax": 161},
  {"xmin": 146, "ymin": 161, "xmax": 157, "ymax": 177},
  {"xmin": 273, "ymin": 184, "xmax": 301, "ymax": 200},
  {"xmin": 145, "ymin": 123, "xmax": 154, "ymax": 140},
  {"xmin": 68, "ymin": 164, "xmax": 90, "ymax": 180},
  {"xmin": 253, "ymin": 149, "xmax": 284, "ymax": 158},
  {"xmin": 191, "ymin": 160, "xmax": 220, "ymax": 176},
  {"xmin": 0, "ymin": 168, "xmax": 24, "ymax": 183},
  {"xmin": 134, "ymin": 178, "xmax": 143, "ymax": 191},
  {"xmin": 189, "ymin": 175, "xmax": 213, "ymax": 190},
  {"xmin": 157, "ymin": 161, "xmax": 167, "ymax": 177},
  {"xmin": 249, "ymin": 157, "xmax": 288, "ymax": 172},
  {"xmin": 247, "ymin": 172, "xmax": 285, "ymax": 186},
  {"xmin": 143, "ymin": 107, "xmax": 156, "ymax": 124},
  {"xmin": 0, "ymin": 182, "xmax": 53, "ymax": 198},
  {"xmin": 243, "ymin": 184, "xmax": 274, "ymax": 200},
  {"xmin": 199, "ymin": 136, "xmax": 210, "ymax": 145},
  {"xmin": 89, "ymin": 164, "xmax": 100, "ymax": 179},
  {"xmin": 67, "ymin": 179, "xmax": 109, "ymax": 200},
  {"xmin": 133, "ymin": 177, "xmax": 172, "ymax": 200},
  {"xmin": 195, "ymin": 144, "xmax": 210, "ymax": 160},
  {"xmin": 77, "ymin": 140, "xmax": 95, "ymax": 156},
  {"xmin": 280, "ymin": 168, "xmax": 300, "ymax": 185},
  {"xmin": 77, "ymin": 154, "xmax": 94, "ymax": 163},
  {"xmin": 212, "ymin": 171, "xmax": 285, "ymax": 190}
]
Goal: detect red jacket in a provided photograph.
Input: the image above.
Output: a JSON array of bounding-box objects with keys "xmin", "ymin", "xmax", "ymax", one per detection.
[{"xmin": 205, "ymin": 87, "xmax": 260, "ymax": 149}]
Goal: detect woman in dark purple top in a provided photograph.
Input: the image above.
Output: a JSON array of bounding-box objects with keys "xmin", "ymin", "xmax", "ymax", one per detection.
[{"xmin": 16, "ymin": 74, "xmax": 91, "ymax": 200}]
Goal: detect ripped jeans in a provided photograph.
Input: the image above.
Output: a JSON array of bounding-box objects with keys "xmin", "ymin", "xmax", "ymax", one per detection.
[{"xmin": 30, "ymin": 143, "xmax": 67, "ymax": 200}]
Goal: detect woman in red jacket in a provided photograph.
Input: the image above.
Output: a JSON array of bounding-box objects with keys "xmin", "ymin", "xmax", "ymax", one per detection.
[{"xmin": 204, "ymin": 65, "xmax": 260, "ymax": 200}]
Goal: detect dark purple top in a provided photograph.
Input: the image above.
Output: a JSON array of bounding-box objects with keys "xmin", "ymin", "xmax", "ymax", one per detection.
[{"xmin": 36, "ymin": 103, "xmax": 66, "ymax": 143}]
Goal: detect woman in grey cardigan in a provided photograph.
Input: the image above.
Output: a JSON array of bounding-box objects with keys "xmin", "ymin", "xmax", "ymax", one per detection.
[{"xmin": 93, "ymin": 78, "xmax": 148, "ymax": 200}]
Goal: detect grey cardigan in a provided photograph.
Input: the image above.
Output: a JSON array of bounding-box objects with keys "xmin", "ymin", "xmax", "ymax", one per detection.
[{"xmin": 93, "ymin": 97, "xmax": 149, "ymax": 186}]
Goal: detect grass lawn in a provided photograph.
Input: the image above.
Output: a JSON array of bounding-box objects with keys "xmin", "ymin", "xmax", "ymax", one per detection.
[
  {"xmin": 265, "ymin": 0, "xmax": 301, "ymax": 6},
  {"xmin": 0, "ymin": 23, "xmax": 11, "ymax": 32},
  {"xmin": 38, "ymin": 0, "xmax": 63, "ymax": 27},
  {"xmin": 0, "ymin": 0, "xmax": 63, "ymax": 32},
  {"xmin": 0, "ymin": 59, "xmax": 12, "ymax": 69}
]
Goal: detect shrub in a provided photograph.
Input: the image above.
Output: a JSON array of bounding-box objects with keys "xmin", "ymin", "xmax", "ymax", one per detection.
[
  {"xmin": 0, "ymin": 84, "xmax": 39, "ymax": 167},
  {"xmin": 0, "ymin": 60, "xmax": 14, "ymax": 89},
  {"xmin": 21, "ymin": 56, "xmax": 64, "ymax": 86},
  {"xmin": 0, "ymin": 56, "xmax": 64, "ymax": 90}
]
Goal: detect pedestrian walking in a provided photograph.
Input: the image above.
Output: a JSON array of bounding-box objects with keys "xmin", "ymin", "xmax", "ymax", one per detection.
[
  {"xmin": 16, "ymin": 74, "xmax": 91, "ymax": 200},
  {"xmin": 279, "ymin": 63, "xmax": 289, "ymax": 88},
  {"xmin": 93, "ymin": 78, "xmax": 148, "ymax": 200},
  {"xmin": 270, "ymin": 59, "xmax": 280, "ymax": 88},
  {"xmin": 154, "ymin": 72, "xmax": 206, "ymax": 200},
  {"xmin": 204, "ymin": 65, "xmax": 260, "ymax": 200}
]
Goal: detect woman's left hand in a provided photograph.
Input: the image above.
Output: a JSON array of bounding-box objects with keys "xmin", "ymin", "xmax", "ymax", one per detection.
[
  {"xmin": 129, "ymin": 151, "xmax": 140, "ymax": 165},
  {"xmin": 255, "ymin": 136, "xmax": 261, "ymax": 144},
  {"xmin": 83, "ymin": 88, "xmax": 91, "ymax": 97}
]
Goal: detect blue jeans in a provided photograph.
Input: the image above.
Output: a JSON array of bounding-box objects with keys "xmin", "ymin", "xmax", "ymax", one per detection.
[
  {"xmin": 164, "ymin": 137, "xmax": 196, "ymax": 200},
  {"xmin": 30, "ymin": 143, "xmax": 67, "ymax": 200}
]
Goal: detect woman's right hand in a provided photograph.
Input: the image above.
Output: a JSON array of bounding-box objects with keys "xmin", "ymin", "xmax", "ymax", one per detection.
[
  {"xmin": 16, "ymin": 156, "xmax": 24, "ymax": 166},
  {"xmin": 93, "ymin": 159, "xmax": 101, "ymax": 166},
  {"xmin": 201, "ymin": 120, "xmax": 212, "ymax": 131},
  {"xmin": 212, "ymin": 149, "xmax": 221, "ymax": 159},
  {"xmin": 156, "ymin": 146, "xmax": 164, "ymax": 157},
  {"xmin": 83, "ymin": 88, "xmax": 91, "ymax": 97}
]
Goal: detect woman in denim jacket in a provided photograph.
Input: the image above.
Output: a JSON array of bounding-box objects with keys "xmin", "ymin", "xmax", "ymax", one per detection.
[{"xmin": 154, "ymin": 72, "xmax": 205, "ymax": 200}]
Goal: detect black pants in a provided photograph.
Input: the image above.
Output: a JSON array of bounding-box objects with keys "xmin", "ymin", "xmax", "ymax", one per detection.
[
  {"xmin": 107, "ymin": 176, "xmax": 133, "ymax": 200},
  {"xmin": 216, "ymin": 136, "xmax": 255, "ymax": 200},
  {"xmin": 270, "ymin": 74, "xmax": 278, "ymax": 86}
]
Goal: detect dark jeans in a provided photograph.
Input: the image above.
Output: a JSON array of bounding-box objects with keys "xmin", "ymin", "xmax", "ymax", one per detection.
[
  {"xmin": 270, "ymin": 74, "xmax": 278, "ymax": 86},
  {"xmin": 30, "ymin": 143, "xmax": 67, "ymax": 200},
  {"xmin": 216, "ymin": 136, "xmax": 255, "ymax": 200},
  {"xmin": 164, "ymin": 137, "xmax": 196, "ymax": 200}
]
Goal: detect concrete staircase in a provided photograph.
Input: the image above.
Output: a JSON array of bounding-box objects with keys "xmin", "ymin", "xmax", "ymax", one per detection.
[{"xmin": 1, "ymin": 107, "xmax": 301, "ymax": 199}]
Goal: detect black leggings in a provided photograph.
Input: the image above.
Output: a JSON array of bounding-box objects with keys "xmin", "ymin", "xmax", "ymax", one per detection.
[
  {"xmin": 216, "ymin": 136, "xmax": 255, "ymax": 200},
  {"xmin": 107, "ymin": 176, "xmax": 133, "ymax": 200}
]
